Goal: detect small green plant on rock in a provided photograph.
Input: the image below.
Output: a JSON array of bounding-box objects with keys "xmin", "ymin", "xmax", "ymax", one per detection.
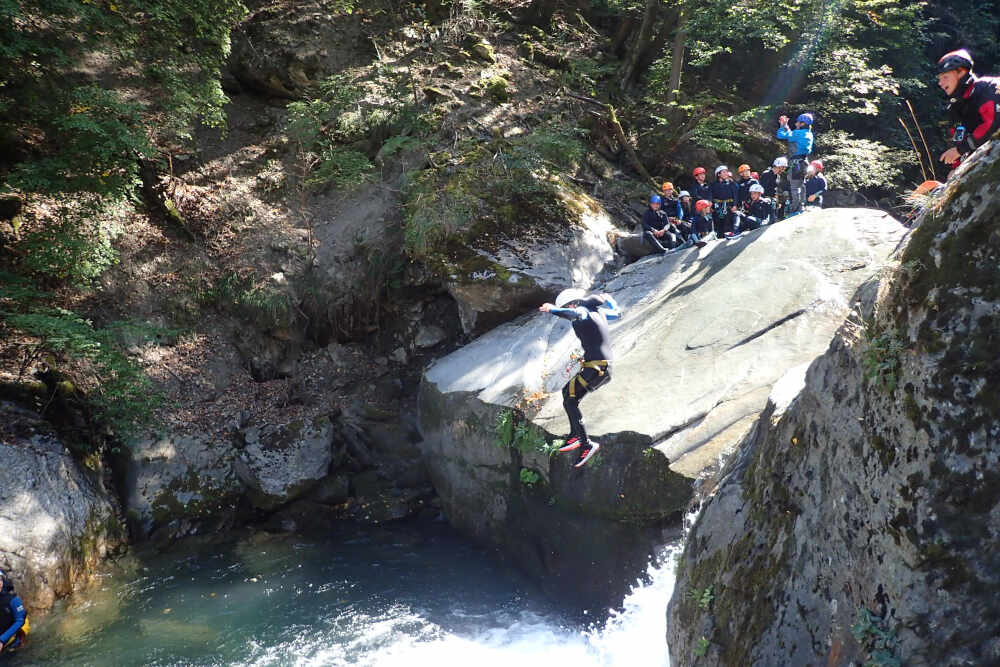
[
  {"xmin": 694, "ymin": 636, "xmax": 710, "ymax": 658},
  {"xmin": 862, "ymin": 328, "xmax": 905, "ymax": 393},
  {"xmin": 851, "ymin": 607, "xmax": 902, "ymax": 667},
  {"xmin": 519, "ymin": 468, "xmax": 541, "ymax": 487},
  {"xmin": 688, "ymin": 585, "xmax": 715, "ymax": 610}
]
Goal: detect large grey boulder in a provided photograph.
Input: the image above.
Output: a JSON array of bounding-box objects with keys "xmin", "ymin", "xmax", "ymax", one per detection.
[
  {"xmin": 419, "ymin": 208, "xmax": 904, "ymax": 609},
  {"xmin": 667, "ymin": 143, "xmax": 1000, "ymax": 666},
  {"xmin": 123, "ymin": 429, "xmax": 243, "ymax": 540},
  {"xmin": 229, "ymin": 1, "xmax": 373, "ymax": 98},
  {"xmin": 0, "ymin": 402, "xmax": 125, "ymax": 612},
  {"xmin": 234, "ymin": 416, "xmax": 340, "ymax": 510}
]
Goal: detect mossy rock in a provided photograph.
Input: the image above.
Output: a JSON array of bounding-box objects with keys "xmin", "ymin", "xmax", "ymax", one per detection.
[
  {"xmin": 481, "ymin": 75, "xmax": 510, "ymax": 103},
  {"xmin": 437, "ymin": 62, "xmax": 464, "ymax": 79},
  {"xmin": 423, "ymin": 86, "xmax": 453, "ymax": 102},
  {"xmin": 471, "ymin": 42, "xmax": 497, "ymax": 64}
]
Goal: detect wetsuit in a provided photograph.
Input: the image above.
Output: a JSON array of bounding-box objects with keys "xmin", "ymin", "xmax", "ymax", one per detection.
[
  {"xmin": 640, "ymin": 206, "xmax": 672, "ymax": 252},
  {"xmin": 547, "ymin": 296, "xmax": 618, "ymax": 446},
  {"xmin": 736, "ymin": 177, "xmax": 760, "ymax": 208},
  {"xmin": 661, "ymin": 195, "xmax": 682, "ymax": 220},
  {"xmin": 743, "ymin": 197, "xmax": 775, "ymax": 229},
  {"xmin": 710, "ymin": 179, "xmax": 740, "ymax": 237},
  {"xmin": 689, "ymin": 213, "xmax": 713, "ymax": 239},
  {"xmin": 0, "ymin": 582, "xmax": 27, "ymax": 651},
  {"xmin": 805, "ymin": 173, "xmax": 827, "ymax": 207},
  {"xmin": 679, "ymin": 199, "xmax": 694, "ymax": 222},
  {"xmin": 692, "ymin": 181, "xmax": 712, "ymax": 203},
  {"xmin": 947, "ymin": 74, "xmax": 1000, "ymax": 161}
]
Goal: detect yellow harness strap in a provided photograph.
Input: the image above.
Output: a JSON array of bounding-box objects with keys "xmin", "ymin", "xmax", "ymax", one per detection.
[{"xmin": 568, "ymin": 360, "xmax": 608, "ymax": 398}]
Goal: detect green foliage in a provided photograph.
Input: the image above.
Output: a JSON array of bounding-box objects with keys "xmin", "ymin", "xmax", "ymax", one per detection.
[
  {"xmin": 851, "ymin": 608, "xmax": 902, "ymax": 667},
  {"xmin": 494, "ymin": 408, "xmax": 548, "ymax": 453},
  {"xmin": 403, "ymin": 126, "xmax": 585, "ymax": 263},
  {"xmin": 309, "ymin": 148, "xmax": 374, "ymax": 190},
  {"xmin": 688, "ymin": 585, "xmax": 715, "ymax": 610},
  {"xmin": 694, "ymin": 636, "xmax": 710, "ymax": 658},
  {"xmin": 862, "ymin": 327, "xmax": 905, "ymax": 393},
  {"xmin": 0, "ymin": 275, "xmax": 164, "ymax": 445},
  {"xmin": 689, "ymin": 107, "xmax": 772, "ymax": 154},
  {"xmin": 816, "ymin": 130, "xmax": 912, "ymax": 190},
  {"xmin": 519, "ymin": 467, "xmax": 541, "ymax": 487},
  {"xmin": 198, "ymin": 271, "xmax": 293, "ymax": 330},
  {"xmin": 17, "ymin": 213, "xmax": 119, "ymax": 286}
]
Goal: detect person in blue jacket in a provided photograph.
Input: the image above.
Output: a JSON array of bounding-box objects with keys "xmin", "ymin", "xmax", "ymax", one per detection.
[
  {"xmin": 777, "ymin": 113, "xmax": 815, "ymax": 215},
  {"xmin": 0, "ymin": 571, "xmax": 28, "ymax": 654},
  {"xmin": 539, "ymin": 289, "xmax": 621, "ymax": 468},
  {"xmin": 804, "ymin": 160, "xmax": 827, "ymax": 208}
]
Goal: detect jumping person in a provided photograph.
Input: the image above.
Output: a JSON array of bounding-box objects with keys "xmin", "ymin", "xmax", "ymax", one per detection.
[
  {"xmin": 777, "ymin": 113, "xmax": 815, "ymax": 215},
  {"xmin": 0, "ymin": 571, "xmax": 28, "ymax": 655},
  {"xmin": 936, "ymin": 49, "xmax": 1000, "ymax": 170},
  {"xmin": 540, "ymin": 289, "xmax": 621, "ymax": 467}
]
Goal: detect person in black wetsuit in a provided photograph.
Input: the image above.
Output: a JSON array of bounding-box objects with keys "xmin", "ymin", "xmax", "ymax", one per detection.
[
  {"xmin": 539, "ymin": 289, "xmax": 621, "ymax": 467},
  {"xmin": 0, "ymin": 571, "xmax": 28, "ymax": 655}
]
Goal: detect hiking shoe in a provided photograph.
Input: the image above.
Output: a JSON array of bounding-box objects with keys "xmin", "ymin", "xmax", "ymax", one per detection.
[
  {"xmin": 574, "ymin": 442, "xmax": 600, "ymax": 468},
  {"xmin": 558, "ymin": 437, "xmax": 581, "ymax": 452}
]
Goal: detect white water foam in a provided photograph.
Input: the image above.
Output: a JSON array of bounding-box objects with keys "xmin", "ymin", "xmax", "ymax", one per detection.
[{"xmin": 246, "ymin": 542, "xmax": 680, "ymax": 667}]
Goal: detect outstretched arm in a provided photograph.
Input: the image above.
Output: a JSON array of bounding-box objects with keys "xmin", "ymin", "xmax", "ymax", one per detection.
[{"xmin": 540, "ymin": 303, "xmax": 587, "ymax": 321}]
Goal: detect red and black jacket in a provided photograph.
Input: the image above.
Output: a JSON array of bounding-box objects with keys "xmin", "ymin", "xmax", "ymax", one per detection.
[{"xmin": 948, "ymin": 75, "xmax": 1000, "ymax": 155}]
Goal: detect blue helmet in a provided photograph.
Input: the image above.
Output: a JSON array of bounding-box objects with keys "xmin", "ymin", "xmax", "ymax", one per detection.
[
  {"xmin": 797, "ymin": 113, "xmax": 814, "ymax": 126},
  {"xmin": 650, "ymin": 194, "xmax": 662, "ymax": 204}
]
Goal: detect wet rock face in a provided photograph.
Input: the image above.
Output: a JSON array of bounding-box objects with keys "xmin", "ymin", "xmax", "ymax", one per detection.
[
  {"xmin": 419, "ymin": 208, "xmax": 904, "ymax": 608},
  {"xmin": 667, "ymin": 144, "xmax": 1000, "ymax": 666},
  {"xmin": 0, "ymin": 402, "xmax": 125, "ymax": 612}
]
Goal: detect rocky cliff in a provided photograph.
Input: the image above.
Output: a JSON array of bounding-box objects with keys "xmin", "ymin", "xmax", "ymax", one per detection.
[
  {"xmin": 0, "ymin": 402, "xmax": 125, "ymax": 612},
  {"xmin": 419, "ymin": 208, "xmax": 904, "ymax": 609},
  {"xmin": 667, "ymin": 143, "xmax": 1000, "ymax": 665}
]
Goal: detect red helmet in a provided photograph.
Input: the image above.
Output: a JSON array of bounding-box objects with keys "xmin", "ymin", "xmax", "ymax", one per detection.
[
  {"xmin": 692, "ymin": 167, "xmax": 706, "ymax": 177},
  {"xmin": 750, "ymin": 171, "xmax": 759, "ymax": 180},
  {"xmin": 695, "ymin": 199, "xmax": 712, "ymax": 212},
  {"xmin": 809, "ymin": 159, "xmax": 823, "ymax": 172}
]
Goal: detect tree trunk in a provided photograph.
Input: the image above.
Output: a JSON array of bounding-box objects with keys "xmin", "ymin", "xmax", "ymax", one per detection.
[
  {"xmin": 667, "ymin": 8, "xmax": 686, "ymax": 102},
  {"xmin": 611, "ymin": 17, "xmax": 636, "ymax": 58},
  {"xmin": 635, "ymin": 9, "xmax": 676, "ymax": 81},
  {"xmin": 619, "ymin": 0, "xmax": 660, "ymax": 88}
]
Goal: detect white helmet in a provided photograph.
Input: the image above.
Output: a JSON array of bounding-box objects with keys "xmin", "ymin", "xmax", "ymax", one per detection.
[
  {"xmin": 749, "ymin": 183, "xmax": 764, "ymax": 194},
  {"xmin": 714, "ymin": 165, "xmax": 729, "ymax": 176},
  {"xmin": 772, "ymin": 157, "xmax": 788, "ymax": 167},
  {"xmin": 554, "ymin": 288, "xmax": 586, "ymax": 308},
  {"xmin": 678, "ymin": 190, "xmax": 691, "ymax": 198}
]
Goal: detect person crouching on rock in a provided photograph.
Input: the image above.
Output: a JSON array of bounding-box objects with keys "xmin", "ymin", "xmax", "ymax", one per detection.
[
  {"xmin": 0, "ymin": 571, "xmax": 28, "ymax": 655},
  {"xmin": 539, "ymin": 289, "xmax": 621, "ymax": 468},
  {"xmin": 743, "ymin": 183, "xmax": 775, "ymax": 229}
]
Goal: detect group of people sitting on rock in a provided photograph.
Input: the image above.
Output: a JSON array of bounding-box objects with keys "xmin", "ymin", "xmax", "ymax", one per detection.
[{"xmin": 639, "ymin": 113, "xmax": 827, "ymax": 254}]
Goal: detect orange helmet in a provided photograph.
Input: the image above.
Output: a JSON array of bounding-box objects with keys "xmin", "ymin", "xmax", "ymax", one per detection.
[
  {"xmin": 809, "ymin": 159, "xmax": 823, "ymax": 172},
  {"xmin": 661, "ymin": 181, "xmax": 674, "ymax": 192},
  {"xmin": 914, "ymin": 180, "xmax": 942, "ymax": 195},
  {"xmin": 695, "ymin": 199, "xmax": 712, "ymax": 212},
  {"xmin": 692, "ymin": 167, "xmax": 706, "ymax": 177},
  {"xmin": 737, "ymin": 164, "xmax": 751, "ymax": 174}
]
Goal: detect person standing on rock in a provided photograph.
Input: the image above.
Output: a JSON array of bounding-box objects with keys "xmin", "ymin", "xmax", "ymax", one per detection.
[
  {"xmin": 539, "ymin": 288, "xmax": 621, "ymax": 468},
  {"xmin": 0, "ymin": 571, "xmax": 28, "ymax": 654},
  {"xmin": 691, "ymin": 166, "xmax": 712, "ymax": 203},
  {"xmin": 758, "ymin": 157, "xmax": 789, "ymax": 219},
  {"xmin": 777, "ymin": 113, "xmax": 815, "ymax": 215}
]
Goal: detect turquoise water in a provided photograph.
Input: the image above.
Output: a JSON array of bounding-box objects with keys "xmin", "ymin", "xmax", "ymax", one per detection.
[{"xmin": 19, "ymin": 521, "xmax": 675, "ymax": 666}]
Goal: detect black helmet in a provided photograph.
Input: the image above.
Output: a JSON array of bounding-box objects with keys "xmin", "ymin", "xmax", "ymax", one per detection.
[{"xmin": 937, "ymin": 49, "xmax": 973, "ymax": 74}]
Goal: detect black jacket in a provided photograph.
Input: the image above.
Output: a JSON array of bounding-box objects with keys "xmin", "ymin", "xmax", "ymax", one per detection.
[
  {"xmin": 758, "ymin": 168, "xmax": 787, "ymax": 198},
  {"xmin": 640, "ymin": 207, "xmax": 668, "ymax": 234},
  {"xmin": 736, "ymin": 177, "xmax": 760, "ymax": 207},
  {"xmin": 710, "ymin": 180, "xmax": 740, "ymax": 205},
  {"xmin": 692, "ymin": 182, "xmax": 712, "ymax": 202},
  {"xmin": 948, "ymin": 75, "xmax": 1000, "ymax": 155},
  {"xmin": 744, "ymin": 197, "xmax": 775, "ymax": 226}
]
